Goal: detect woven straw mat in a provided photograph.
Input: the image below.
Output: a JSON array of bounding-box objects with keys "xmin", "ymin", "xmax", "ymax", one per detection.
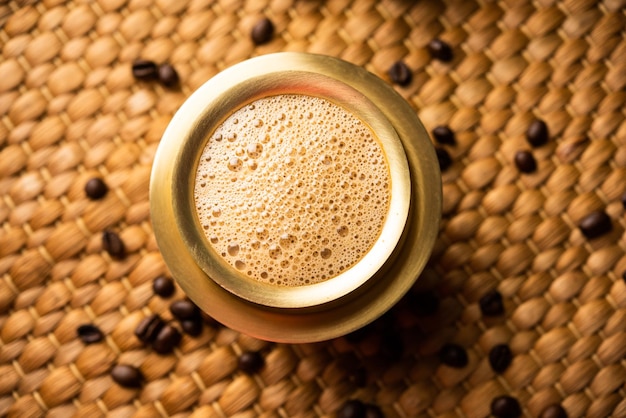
[{"xmin": 1, "ymin": 0, "xmax": 626, "ymax": 417}]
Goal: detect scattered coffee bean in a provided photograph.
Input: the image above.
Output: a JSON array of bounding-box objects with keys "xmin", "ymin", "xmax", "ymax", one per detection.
[
  {"xmin": 238, "ymin": 350, "xmax": 264, "ymax": 374},
  {"xmin": 132, "ymin": 59, "xmax": 158, "ymax": 81},
  {"xmin": 491, "ymin": 395, "xmax": 522, "ymax": 418},
  {"xmin": 180, "ymin": 318, "xmax": 203, "ymax": 336},
  {"xmin": 432, "ymin": 125, "xmax": 456, "ymax": 145},
  {"xmin": 427, "ymin": 38, "xmax": 453, "ymax": 62},
  {"xmin": 526, "ymin": 118, "xmax": 549, "ymax": 147},
  {"xmin": 435, "ymin": 147, "xmax": 452, "ymax": 171},
  {"xmin": 153, "ymin": 324, "xmax": 182, "ymax": 354},
  {"xmin": 77, "ymin": 324, "xmax": 104, "ymax": 344},
  {"xmin": 387, "ymin": 61, "xmax": 412, "ymax": 86},
  {"xmin": 134, "ymin": 314, "xmax": 165, "ymax": 344},
  {"xmin": 514, "ymin": 150, "xmax": 537, "ymax": 173},
  {"xmin": 111, "ymin": 364, "xmax": 143, "ymax": 388},
  {"xmin": 170, "ymin": 299, "xmax": 201, "ymax": 320},
  {"xmin": 439, "ymin": 343, "xmax": 468, "ymax": 368},
  {"xmin": 539, "ymin": 404, "xmax": 568, "ymax": 418},
  {"xmin": 479, "ymin": 289, "xmax": 504, "ymax": 316},
  {"xmin": 337, "ymin": 399, "xmax": 366, "ymax": 418},
  {"xmin": 153, "ymin": 276, "xmax": 175, "ymax": 298},
  {"xmin": 102, "ymin": 230, "xmax": 126, "ymax": 259},
  {"xmin": 158, "ymin": 63, "xmax": 179, "ymax": 88},
  {"xmin": 409, "ymin": 290, "xmax": 439, "ymax": 316},
  {"xmin": 365, "ymin": 404, "xmax": 384, "ymax": 418},
  {"xmin": 251, "ymin": 17, "xmax": 274, "ymax": 45},
  {"xmin": 579, "ymin": 210, "xmax": 612, "ymax": 239},
  {"xmin": 489, "ymin": 344, "xmax": 512, "ymax": 374},
  {"xmin": 84, "ymin": 178, "xmax": 108, "ymax": 200}
]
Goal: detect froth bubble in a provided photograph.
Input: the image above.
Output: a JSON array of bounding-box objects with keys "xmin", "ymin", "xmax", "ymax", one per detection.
[
  {"xmin": 247, "ymin": 143, "xmax": 263, "ymax": 158},
  {"xmin": 227, "ymin": 243, "xmax": 240, "ymax": 256},
  {"xmin": 228, "ymin": 157, "xmax": 243, "ymax": 171}
]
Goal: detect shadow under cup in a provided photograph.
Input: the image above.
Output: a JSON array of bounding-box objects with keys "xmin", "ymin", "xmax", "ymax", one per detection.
[{"xmin": 150, "ymin": 53, "xmax": 441, "ymax": 343}]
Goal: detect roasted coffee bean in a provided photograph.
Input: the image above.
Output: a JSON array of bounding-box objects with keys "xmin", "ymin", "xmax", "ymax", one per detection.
[
  {"xmin": 526, "ymin": 119, "xmax": 549, "ymax": 147},
  {"xmin": 514, "ymin": 150, "xmax": 537, "ymax": 173},
  {"xmin": 180, "ymin": 318, "xmax": 203, "ymax": 336},
  {"xmin": 170, "ymin": 299, "xmax": 201, "ymax": 320},
  {"xmin": 539, "ymin": 404, "xmax": 568, "ymax": 418},
  {"xmin": 158, "ymin": 63, "xmax": 179, "ymax": 88},
  {"xmin": 134, "ymin": 314, "xmax": 165, "ymax": 344},
  {"xmin": 132, "ymin": 59, "xmax": 158, "ymax": 81},
  {"xmin": 439, "ymin": 343, "xmax": 468, "ymax": 368},
  {"xmin": 427, "ymin": 38, "xmax": 453, "ymax": 62},
  {"xmin": 435, "ymin": 147, "xmax": 452, "ymax": 171},
  {"xmin": 432, "ymin": 125, "xmax": 456, "ymax": 145},
  {"xmin": 153, "ymin": 324, "xmax": 182, "ymax": 354},
  {"xmin": 238, "ymin": 350, "xmax": 264, "ymax": 374},
  {"xmin": 251, "ymin": 17, "xmax": 274, "ymax": 45},
  {"xmin": 153, "ymin": 276, "xmax": 175, "ymax": 298},
  {"xmin": 579, "ymin": 210, "xmax": 612, "ymax": 239},
  {"xmin": 410, "ymin": 290, "xmax": 439, "ymax": 316},
  {"xmin": 365, "ymin": 404, "xmax": 384, "ymax": 418},
  {"xmin": 337, "ymin": 399, "xmax": 366, "ymax": 418},
  {"xmin": 387, "ymin": 61, "xmax": 412, "ymax": 86},
  {"xmin": 489, "ymin": 344, "xmax": 512, "ymax": 373},
  {"xmin": 102, "ymin": 230, "xmax": 126, "ymax": 259},
  {"xmin": 84, "ymin": 178, "xmax": 108, "ymax": 200},
  {"xmin": 479, "ymin": 289, "xmax": 504, "ymax": 316},
  {"xmin": 491, "ymin": 395, "xmax": 522, "ymax": 418},
  {"xmin": 77, "ymin": 324, "xmax": 104, "ymax": 344},
  {"xmin": 111, "ymin": 364, "xmax": 143, "ymax": 388}
]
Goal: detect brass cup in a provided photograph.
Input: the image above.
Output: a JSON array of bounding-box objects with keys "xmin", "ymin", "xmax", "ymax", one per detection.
[{"xmin": 151, "ymin": 53, "xmax": 441, "ymax": 342}]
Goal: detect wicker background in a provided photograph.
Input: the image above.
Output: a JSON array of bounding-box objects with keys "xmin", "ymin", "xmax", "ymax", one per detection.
[{"xmin": 1, "ymin": 0, "xmax": 626, "ymax": 416}]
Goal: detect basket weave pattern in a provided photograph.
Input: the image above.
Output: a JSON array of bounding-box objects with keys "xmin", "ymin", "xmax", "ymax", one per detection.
[{"xmin": 1, "ymin": 0, "xmax": 625, "ymax": 416}]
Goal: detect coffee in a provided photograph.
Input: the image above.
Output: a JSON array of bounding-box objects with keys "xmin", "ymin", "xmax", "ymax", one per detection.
[{"xmin": 194, "ymin": 94, "xmax": 391, "ymax": 287}]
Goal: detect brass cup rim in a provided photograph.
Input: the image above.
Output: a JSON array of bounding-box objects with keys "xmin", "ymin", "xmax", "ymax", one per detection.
[
  {"xmin": 151, "ymin": 53, "xmax": 441, "ymax": 342},
  {"xmin": 169, "ymin": 59, "xmax": 411, "ymax": 309}
]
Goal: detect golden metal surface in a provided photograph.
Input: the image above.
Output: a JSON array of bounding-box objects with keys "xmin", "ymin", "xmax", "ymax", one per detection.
[{"xmin": 151, "ymin": 53, "xmax": 441, "ymax": 342}]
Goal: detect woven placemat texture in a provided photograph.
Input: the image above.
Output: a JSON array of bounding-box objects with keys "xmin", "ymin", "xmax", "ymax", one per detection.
[{"xmin": 1, "ymin": 0, "xmax": 626, "ymax": 416}]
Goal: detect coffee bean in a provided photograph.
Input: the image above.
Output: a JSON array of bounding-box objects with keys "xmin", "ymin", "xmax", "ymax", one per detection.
[
  {"xmin": 77, "ymin": 324, "xmax": 104, "ymax": 344},
  {"xmin": 170, "ymin": 299, "xmax": 201, "ymax": 320},
  {"xmin": 337, "ymin": 399, "xmax": 366, "ymax": 418},
  {"xmin": 410, "ymin": 290, "xmax": 439, "ymax": 316},
  {"xmin": 526, "ymin": 119, "xmax": 549, "ymax": 147},
  {"xmin": 539, "ymin": 404, "xmax": 568, "ymax": 418},
  {"xmin": 102, "ymin": 230, "xmax": 126, "ymax": 259},
  {"xmin": 84, "ymin": 178, "xmax": 108, "ymax": 200},
  {"xmin": 180, "ymin": 318, "xmax": 203, "ymax": 336},
  {"xmin": 251, "ymin": 17, "xmax": 274, "ymax": 45},
  {"xmin": 479, "ymin": 289, "xmax": 504, "ymax": 316},
  {"xmin": 427, "ymin": 38, "xmax": 453, "ymax": 62},
  {"xmin": 134, "ymin": 314, "xmax": 165, "ymax": 344},
  {"xmin": 111, "ymin": 364, "xmax": 143, "ymax": 388},
  {"xmin": 387, "ymin": 61, "xmax": 412, "ymax": 86},
  {"xmin": 514, "ymin": 150, "xmax": 537, "ymax": 173},
  {"xmin": 152, "ymin": 276, "xmax": 175, "ymax": 298},
  {"xmin": 238, "ymin": 350, "xmax": 264, "ymax": 374},
  {"xmin": 158, "ymin": 63, "xmax": 179, "ymax": 88},
  {"xmin": 153, "ymin": 324, "xmax": 182, "ymax": 354},
  {"xmin": 488, "ymin": 344, "xmax": 512, "ymax": 374},
  {"xmin": 579, "ymin": 210, "xmax": 612, "ymax": 239},
  {"xmin": 439, "ymin": 343, "xmax": 468, "ymax": 368},
  {"xmin": 132, "ymin": 59, "xmax": 158, "ymax": 81},
  {"xmin": 365, "ymin": 404, "xmax": 384, "ymax": 418},
  {"xmin": 435, "ymin": 147, "xmax": 452, "ymax": 171},
  {"xmin": 491, "ymin": 395, "xmax": 522, "ymax": 418},
  {"xmin": 432, "ymin": 125, "xmax": 456, "ymax": 145}
]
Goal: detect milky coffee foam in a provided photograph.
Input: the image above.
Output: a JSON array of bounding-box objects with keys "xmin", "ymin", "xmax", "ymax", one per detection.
[{"xmin": 194, "ymin": 94, "xmax": 391, "ymax": 286}]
